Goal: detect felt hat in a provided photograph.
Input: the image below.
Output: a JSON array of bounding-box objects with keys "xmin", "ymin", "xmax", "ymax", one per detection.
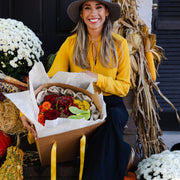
[{"xmin": 67, "ymin": 0, "xmax": 121, "ymax": 23}]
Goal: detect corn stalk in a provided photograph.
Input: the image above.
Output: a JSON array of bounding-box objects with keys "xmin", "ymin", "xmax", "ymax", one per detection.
[{"xmin": 112, "ymin": 0, "xmax": 180, "ymax": 159}]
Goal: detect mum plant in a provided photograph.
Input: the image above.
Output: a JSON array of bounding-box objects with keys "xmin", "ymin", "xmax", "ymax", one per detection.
[
  {"xmin": 0, "ymin": 18, "xmax": 44, "ymax": 80},
  {"xmin": 135, "ymin": 150, "xmax": 180, "ymax": 180}
]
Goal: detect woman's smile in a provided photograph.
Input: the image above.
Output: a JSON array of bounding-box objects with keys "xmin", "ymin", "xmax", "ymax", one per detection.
[
  {"xmin": 81, "ymin": 1, "xmax": 109, "ymax": 33},
  {"xmin": 89, "ymin": 18, "xmax": 99, "ymax": 23}
]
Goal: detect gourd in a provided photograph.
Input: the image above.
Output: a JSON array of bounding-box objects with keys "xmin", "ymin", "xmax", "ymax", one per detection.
[
  {"xmin": 0, "ymin": 131, "xmax": 12, "ymax": 159},
  {"xmin": 124, "ymin": 172, "xmax": 137, "ymax": 180},
  {"xmin": 0, "ymin": 146, "xmax": 24, "ymax": 180}
]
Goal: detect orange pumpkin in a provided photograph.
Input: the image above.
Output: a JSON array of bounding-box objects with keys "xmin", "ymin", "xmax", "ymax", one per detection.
[{"xmin": 124, "ymin": 172, "xmax": 137, "ymax": 180}]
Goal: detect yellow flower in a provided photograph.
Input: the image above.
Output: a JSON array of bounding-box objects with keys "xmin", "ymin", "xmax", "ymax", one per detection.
[
  {"xmin": 73, "ymin": 99, "xmax": 90, "ymax": 111},
  {"xmin": 82, "ymin": 100, "xmax": 90, "ymax": 110}
]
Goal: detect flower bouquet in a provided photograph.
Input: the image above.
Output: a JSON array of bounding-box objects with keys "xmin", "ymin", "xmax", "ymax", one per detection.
[
  {"xmin": 135, "ymin": 150, "xmax": 180, "ymax": 180},
  {"xmin": 0, "ymin": 18, "xmax": 44, "ymax": 80},
  {"xmin": 6, "ymin": 62, "xmax": 106, "ymax": 165},
  {"xmin": 36, "ymin": 85, "xmax": 100, "ymax": 126}
]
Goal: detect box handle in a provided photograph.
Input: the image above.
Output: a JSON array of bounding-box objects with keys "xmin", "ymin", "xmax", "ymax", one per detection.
[
  {"xmin": 51, "ymin": 142, "xmax": 57, "ymax": 180},
  {"xmin": 79, "ymin": 135, "xmax": 86, "ymax": 180}
]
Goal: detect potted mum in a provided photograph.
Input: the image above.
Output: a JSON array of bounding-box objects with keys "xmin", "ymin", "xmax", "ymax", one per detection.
[
  {"xmin": 0, "ymin": 18, "xmax": 44, "ymax": 81},
  {"xmin": 135, "ymin": 150, "xmax": 180, "ymax": 180}
]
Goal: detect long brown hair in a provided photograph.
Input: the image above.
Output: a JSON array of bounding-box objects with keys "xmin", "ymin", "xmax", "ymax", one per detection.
[{"xmin": 72, "ymin": 18, "xmax": 121, "ymax": 69}]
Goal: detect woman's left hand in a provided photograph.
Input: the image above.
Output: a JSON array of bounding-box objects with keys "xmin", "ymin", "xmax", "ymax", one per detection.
[{"xmin": 81, "ymin": 71, "xmax": 98, "ymax": 82}]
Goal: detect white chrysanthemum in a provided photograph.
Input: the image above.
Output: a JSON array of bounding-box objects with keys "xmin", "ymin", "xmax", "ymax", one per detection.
[
  {"xmin": 9, "ymin": 60, "xmax": 18, "ymax": 68},
  {"xmin": 17, "ymin": 55, "xmax": 23, "ymax": 60},
  {"xmin": 13, "ymin": 57, "xmax": 18, "ymax": 61},
  {"xmin": 0, "ymin": 18, "xmax": 44, "ymax": 79},
  {"xmin": 27, "ymin": 59, "xmax": 33, "ymax": 67},
  {"xmin": 1, "ymin": 62, "xmax": 6, "ymax": 68},
  {"xmin": 136, "ymin": 150, "xmax": 180, "ymax": 180},
  {"xmin": 154, "ymin": 176, "xmax": 163, "ymax": 180}
]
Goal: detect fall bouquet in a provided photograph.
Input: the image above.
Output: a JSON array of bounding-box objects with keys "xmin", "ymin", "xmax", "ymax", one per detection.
[
  {"xmin": 0, "ymin": 18, "xmax": 44, "ymax": 80},
  {"xmin": 36, "ymin": 85, "xmax": 100, "ymax": 126}
]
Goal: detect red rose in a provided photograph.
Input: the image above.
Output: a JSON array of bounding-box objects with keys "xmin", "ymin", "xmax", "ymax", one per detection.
[
  {"xmin": 44, "ymin": 109, "xmax": 60, "ymax": 120},
  {"xmin": 44, "ymin": 94, "xmax": 59, "ymax": 103},
  {"xmin": 63, "ymin": 106, "xmax": 72, "ymax": 116},
  {"xmin": 57, "ymin": 95, "xmax": 73, "ymax": 107}
]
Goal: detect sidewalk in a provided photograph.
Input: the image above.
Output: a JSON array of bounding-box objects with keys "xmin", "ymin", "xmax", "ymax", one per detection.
[{"xmin": 162, "ymin": 131, "xmax": 180, "ymax": 150}]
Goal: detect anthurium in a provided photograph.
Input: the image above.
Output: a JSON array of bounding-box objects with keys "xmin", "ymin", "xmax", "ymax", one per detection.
[{"xmin": 68, "ymin": 106, "xmax": 90, "ymax": 120}]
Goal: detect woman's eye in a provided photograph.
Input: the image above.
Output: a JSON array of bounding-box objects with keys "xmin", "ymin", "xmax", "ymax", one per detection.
[
  {"xmin": 84, "ymin": 6, "xmax": 90, "ymax": 10},
  {"xmin": 96, "ymin": 6, "xmax": 102, "ymax": 9}
]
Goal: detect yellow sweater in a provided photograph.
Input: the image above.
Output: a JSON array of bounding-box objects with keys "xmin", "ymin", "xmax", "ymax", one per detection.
[{"xmin": 48, "ymin": 32, "xmax": 130, "ymax": 97}]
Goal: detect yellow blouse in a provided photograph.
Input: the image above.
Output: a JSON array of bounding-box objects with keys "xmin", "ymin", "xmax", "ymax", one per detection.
[{"xmin": 48, "ymin": 32, "xmax": 131, "ymax": 97}]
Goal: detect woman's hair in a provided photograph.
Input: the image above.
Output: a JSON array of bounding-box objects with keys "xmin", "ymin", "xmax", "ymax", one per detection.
[{"xmin": 72, "ymin": 18, "xmax": 121, "ymax": 69}]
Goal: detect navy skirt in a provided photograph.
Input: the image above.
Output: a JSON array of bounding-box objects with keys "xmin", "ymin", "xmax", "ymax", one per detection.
[{"xmin": 82, "ymin": 95, "xmax": 131, "ymax": 180}]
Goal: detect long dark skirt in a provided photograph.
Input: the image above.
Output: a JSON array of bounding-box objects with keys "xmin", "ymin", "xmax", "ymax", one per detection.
[{"xmin": 82, "ymin": 95, "xmax": 131, "ymax": 180}]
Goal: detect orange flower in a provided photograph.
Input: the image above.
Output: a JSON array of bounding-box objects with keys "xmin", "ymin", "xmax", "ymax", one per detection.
[
  {"xmin": 42, "ymin": 101, "xmax": 51, "ymax": 110},
  {"xmin": 38, "ymin": 114, "xmax": 45, "ymax": 126},
  {"xmin": 39, "ymin": 105, "xmax": 46, "ymax": 113}
]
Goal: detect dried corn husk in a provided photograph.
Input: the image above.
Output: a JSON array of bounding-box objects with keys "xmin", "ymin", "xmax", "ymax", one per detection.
[{"xmin": 113, "ymin": 0, "xmax": 180, "ymax": 159}]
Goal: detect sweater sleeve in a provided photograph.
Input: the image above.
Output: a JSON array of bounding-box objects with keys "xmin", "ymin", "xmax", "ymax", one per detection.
[{"xmin": 96, "ymin": 38, "xmax": 131, "ymax": 97}]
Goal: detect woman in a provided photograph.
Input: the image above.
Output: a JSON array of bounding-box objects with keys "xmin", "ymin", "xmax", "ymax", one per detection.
[{"xmin": 21, "ymin": 0, "xmax": 134, "ymax": 179}]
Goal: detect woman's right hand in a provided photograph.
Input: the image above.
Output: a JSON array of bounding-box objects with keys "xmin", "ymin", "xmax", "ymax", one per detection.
[{"xmin": 20, "ymin": 115, "xmax": 37, "ymax": 140}]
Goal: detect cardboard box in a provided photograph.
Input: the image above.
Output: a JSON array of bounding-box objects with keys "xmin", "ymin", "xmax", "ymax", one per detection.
[
  {"xmin": 34, "ymin": 83, "xmax": 104, "ymax": 166},
  {"xmin": 36, "ymin": 121, "xmax": 104, "ymax": 166}
]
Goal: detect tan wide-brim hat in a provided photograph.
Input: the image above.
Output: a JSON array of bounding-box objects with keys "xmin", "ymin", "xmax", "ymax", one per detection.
[{"xmin": 67, "ymin": 0, "xmax": 121, "ymax": 23}]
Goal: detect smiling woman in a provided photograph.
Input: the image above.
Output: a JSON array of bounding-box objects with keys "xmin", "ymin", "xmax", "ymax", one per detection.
[{"xmin": 21, "ymin": 0, "xmax": 133, "ymax": 180}]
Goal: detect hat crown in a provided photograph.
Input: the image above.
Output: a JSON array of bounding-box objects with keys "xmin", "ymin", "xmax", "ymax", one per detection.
[{"xmin": 67, "ymin": 0, "xmax": 121, "ymax": 23}]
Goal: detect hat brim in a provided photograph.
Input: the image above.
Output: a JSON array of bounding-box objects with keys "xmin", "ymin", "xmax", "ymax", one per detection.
[{"xmin": 67, "ymin": 0, "xmax": 121, "ymax": 23}]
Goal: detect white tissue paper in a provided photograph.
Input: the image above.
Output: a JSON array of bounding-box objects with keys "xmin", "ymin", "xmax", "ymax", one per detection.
[{"xmin": 6, "ymin": 62, "xmax": 106, "ymax": 138}]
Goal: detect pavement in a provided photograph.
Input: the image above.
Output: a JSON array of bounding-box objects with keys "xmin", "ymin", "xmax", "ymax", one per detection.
[{"xmin": 161, "ymin": 131, "xmax": 180, "ymax": 150}]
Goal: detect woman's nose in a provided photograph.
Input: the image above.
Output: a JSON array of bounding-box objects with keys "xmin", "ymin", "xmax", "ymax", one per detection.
[{"xmin": 90, "ymin": 8, "xmax": 97, "ymax": 15}]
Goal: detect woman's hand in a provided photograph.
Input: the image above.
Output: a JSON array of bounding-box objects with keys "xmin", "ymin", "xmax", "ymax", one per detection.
[
  {"xmin": 81, "ymin": 71, "xmax": 98, "ymax": 82},
  {"xmin": 21, "ymin": 115, "xmax": 37, "ymax": 140}
]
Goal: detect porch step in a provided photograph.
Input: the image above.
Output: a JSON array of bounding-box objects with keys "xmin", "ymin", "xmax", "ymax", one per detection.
[{"xmin": 24, "ymin": 159, "xmax": 79, "ymax": 180}]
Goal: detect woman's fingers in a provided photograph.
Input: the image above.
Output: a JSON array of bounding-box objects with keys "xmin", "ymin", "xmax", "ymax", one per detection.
[
  {"xmin": 21, "ymin": 115, "xmax": 37, "ymax": 140},
  {"xmin": 81, "ymin": 71, "xmax": 98, "ymax": 82},
  {"xmin": 29, "ymin": 127, "xmax": 37, "ymax": 140}
]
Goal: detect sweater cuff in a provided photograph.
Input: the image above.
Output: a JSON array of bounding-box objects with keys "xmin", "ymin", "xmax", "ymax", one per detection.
[{"xmin": 96, "ymin": 73, "xmax": 107, "ymax": 89}]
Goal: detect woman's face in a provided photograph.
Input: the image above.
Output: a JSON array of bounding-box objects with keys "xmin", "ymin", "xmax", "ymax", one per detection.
[{"xmin": 81, "ymin": 1, "xmax": 109, "ymax": 33}]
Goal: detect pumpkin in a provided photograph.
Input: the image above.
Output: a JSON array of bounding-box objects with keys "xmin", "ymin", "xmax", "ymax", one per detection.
[
  {"xmin": 0, "ymin": 130, "xmax": 12, "ymax": 159},
  {"xmin": 124, "ymin": 171, "xmax": 137, "ymax": 180}
]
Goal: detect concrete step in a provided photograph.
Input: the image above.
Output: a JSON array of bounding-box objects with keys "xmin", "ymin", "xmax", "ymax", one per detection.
[{"xmin": 24, "ymin": 159, "xmax": 79, "ymax": 180}]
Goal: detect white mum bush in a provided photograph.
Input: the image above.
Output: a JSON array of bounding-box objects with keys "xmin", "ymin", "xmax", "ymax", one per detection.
[
  {"xmin": 135, "ymin": 150, "xmax": 180, "ymax": 180},
  {"xmin": 0, "ymin": 18, "xmax": 44, "ymax": 80}
]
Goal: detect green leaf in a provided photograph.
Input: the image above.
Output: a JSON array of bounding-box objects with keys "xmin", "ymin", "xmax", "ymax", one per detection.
[
  {"xmin": 68, "ymin": 115, "xmax": 85, "ymax": 119},
  {"xmin": 81, "ymin": 111, "xmax": 90, "ymax": 120},
  {"xmin": 69, "ymin": 106, "xmax": 87, "ymax": 114},
  {"xmin": 68, "ymin": 106, "xmax": 91, "ymax": 120},
  {"xmin": 46, "ymin": 53, "xmax": 56, "ymax": 72}
]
